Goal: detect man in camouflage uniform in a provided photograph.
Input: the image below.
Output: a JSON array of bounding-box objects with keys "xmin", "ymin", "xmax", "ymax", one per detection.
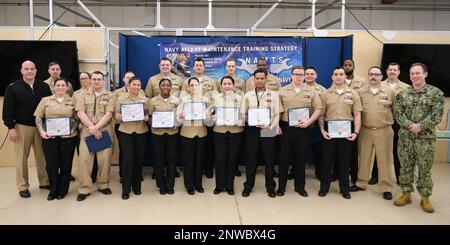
[{"xmin": 394, "ymin": 63, "xmax": 444, "ymax": 213}]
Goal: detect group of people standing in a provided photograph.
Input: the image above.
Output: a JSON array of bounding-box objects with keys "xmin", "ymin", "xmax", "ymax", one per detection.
[{"xmin": 2, "ymin": 56, "xmax": 444, "ymax": 213}]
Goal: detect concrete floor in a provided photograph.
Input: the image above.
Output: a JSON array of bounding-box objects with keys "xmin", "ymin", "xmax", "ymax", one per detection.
[{"xmin": 0, "ymin": 164, "xmax": 449, "ymax": 225}]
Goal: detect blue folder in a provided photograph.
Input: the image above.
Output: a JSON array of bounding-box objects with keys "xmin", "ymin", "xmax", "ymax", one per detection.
[{"xmin": 84, "ymin": 130, "xmax": 113, "ymax": 154}]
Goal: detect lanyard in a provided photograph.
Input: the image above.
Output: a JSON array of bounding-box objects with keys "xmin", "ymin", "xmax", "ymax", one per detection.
[{"xmin": 255, "ymin": 89, "xmax": 266, "ymax": 108}]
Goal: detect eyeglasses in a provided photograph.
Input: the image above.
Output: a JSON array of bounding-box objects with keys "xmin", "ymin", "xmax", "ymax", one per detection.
[
  {"xmin": 292, "ymin": 73, "xmax": 304, "ymax": 76},
  {"xmin": 368, "ymin": 73, "xmax": 382, "ymax": 76}
]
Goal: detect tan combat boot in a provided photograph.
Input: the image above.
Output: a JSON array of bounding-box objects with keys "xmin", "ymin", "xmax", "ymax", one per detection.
[
  {"xmin": 420, "ymin": 196, "xmax": 435, "ymax": 213},
  {"xmin": 394, "ymin": 192, "xmax": 412, "ymax": 206}
]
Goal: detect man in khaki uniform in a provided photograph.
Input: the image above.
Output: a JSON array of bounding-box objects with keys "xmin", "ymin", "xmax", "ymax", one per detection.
[
  {"xmin": 145, "ymin": 57, "xmax": 184, "ymax": 98},
  {"xmin": 220, "ymin": 58, "xmax": 246, "ymax": 95},
  {"xmin": 43, "ymin": 62, "xmax": 74, "ymax": 96},
  {"xmin": 75, "ymin": 71, "xmax": 115, "ymax": 201},
  {"xmin": 246, "ymin": 58, "xmax": 281, "ymax": 92},
  {"xmin": 319, "ymin": 67, "xmax": 362, "ymax": 199},
  {"xmin": 181, "ymin": 57, "xmax": 218, "ymax": 178},
  {"xmin": 371, "ymin": 62, "xmax": 410, "ymax": 184},
  {"xmin": 2, "ymin": 60, "xmax": 51, "ymax": 198},
  {"xmin": 241, "ymin": 68, "xmax": 284, "ymax": 198},
  {"xmin": 350, "ymin": 66, "xmax": 395, "ymax": 200},
  {"xmin": 277, "ymin": 66, "xmax": 322, "ymax": 197}
]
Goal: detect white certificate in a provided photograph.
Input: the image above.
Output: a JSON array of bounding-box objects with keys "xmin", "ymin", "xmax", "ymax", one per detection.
[
  {"xmin": 45, "ymin": 118, "xmax": 71, "ymax": 136},
  {"xmin": 216, "ymin": 107, "xmax": 240, "ymax": 126},
  {"xmin": 152, "ymin": 111, "xmax": 175, "ymax": 128},
  {"xmin": 327, "ymin": 120, "xmax": 352, "ymax": 138},
  {"xmin": 288, "ymin": 107, "xmax": 310, "ymax": 126},
  {"xmin": 184, "ymin": 102, "xmax": 206, "ymax": 121},
  {"xmin": 120, "ymin": 103, "xmax": 145, "ymax": 122},
  {"xmin": 248, "ymin": 108, "xmax": 271, "ymax": 126}
]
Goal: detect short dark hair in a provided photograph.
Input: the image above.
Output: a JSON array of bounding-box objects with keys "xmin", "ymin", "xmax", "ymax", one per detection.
[
  {"xmin": 225, "ymin": 58, "xmax": 235, "ymax": 65},
  {"xmin": 159, "ymin": 78, "xmax": 172, "ymax": 86},
  {"xmin": 48, "ymin": 61, "xmax": 60, "ymax": 68},
  {"xmin": 79, "ymin": 71, "xmax": 90, "ymax": 78},
  {"xmin": 54, "ymin": 77, "xmax": 68, "ymax": 86},
  {"xmin": 343, "ymin": 59, "xmax": 354, "ymax": 65},
  {"xmin": 332, "ymin": 66, "xmax": 345, "ymax": 75},
  {"xmin": 194, "ymin": 57, "xmax": 205, "ymax": 66},
  {"xmin": 91, "ymin": 71, "xmax": 104, "ymax": 79},
  {"xmin": 257, "ymin": 57, "xmax": 268, "ymax": 64},
  {"xmin": 305, "ymin": 66, "xmax": 317, "ymax": 73},
  {"xmin": 410, "ymin": 62, "xmax": 428, "ymax": 73},
  {"xmin": 253, "ymin": 68, "xmax": 268, "ymax": 77},
  {"xmin": 291, "ymin": 66, "xmax": 305, "ymax": 74},
  {"xmin": 128, "ymin": 76, "xmax": 141, "ymax": 84},
  {"xmin": 160, "ymin": 57, "xmax": 172, "ymax": 64},
  {"xmin": 124, "ymin": 70, "xmax": 135, "ymax": 77},
  {"xmin": 387, "ymin": 62, "xmax": 400, "ymax": 70},
  {"xmin": 368, "ymin": 66, "xmax": 382, "ymax": 73},
  {"xmin": 220, "ymin": 75, "xmax": 235, "ymax": 85},
  {"xmin": 188, "ymin": 77, "xmax": 200, "ymax": 85}
]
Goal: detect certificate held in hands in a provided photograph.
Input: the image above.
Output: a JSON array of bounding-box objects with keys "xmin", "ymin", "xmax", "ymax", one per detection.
[
  {"xmin": 84, "ymin": 130, "xmax": 113, "ymax": 154},
  {"xmin": 327, "ymin": 120, "xmax": 352, "ymax": 138},
  {"xmin": 45, "ymin": 117, "xmax": 71, "ymax": 136},
  {"xmin": 216, "ymin": 107, "xmax": 240, "ymax": 126},
  {"xmin": 288, "ymin": 107, "xmax": 310, "ymax": 126},
  {"xmin": 120, "ymin": 103, "xmax": 145, "ymax": 122},
  {"xmin": 184, "ymin": 102, "xmax": 206, "ymax": 121},
  {"xmin": 152, "ymin": 111, "xmax": 176, "ymax": 128},
  {"xmin": 248, "ymin": 108, "xmax": 271, "ymax": 126}
]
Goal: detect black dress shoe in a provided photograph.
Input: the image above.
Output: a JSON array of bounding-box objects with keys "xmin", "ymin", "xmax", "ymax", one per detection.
[
  {"xmin": 298, "ymin": 190, "xmax": 308, "ymax": 197},
  {"xmin": 39, "ymin": 185, "xmax": 50, "ymax": 190},
  {"xmin": 76, "ymin": 193, "xmax": 90, "ymax": 201},
  {"xmin": 342, "ymin": 193, "xmax": 351, "ymax": 199},
  {"xmin": 227, "ymin": 189, "xmax": 234, "ymax": 195},
  {"xmin": 98, "ymin": 188, "xmax": 112, "ymax": 195},
  {"xmin": 276, "ymin": 189, "xmax": 285, "ymax": 196},
  {"xmin": 122, "ymin": 194, "xmax": 129, "ymax": 200},
  {"xmin": 267, "ymin": 191, "xmax": 276, "ymax": 198},
  {"xmin": 167, "ymin": 189, "xmax": 174, "ymax": 195},
  {"xmin": 242, "ymin": 190, "xmax": 250, "ymax": 197},
  {"xmin": 70, "ymin": 175, "xmax": 76, "ymax": 181},
  {"xmin": 175, "ymin": 170, "xmax": 181, "ymax": 178},
  {"xmin": 19, "ymin": 190, "xmax": 31, "ymax": 198},
  {"xmin": 383, "ymin": 192, "xmax": 393, "ymax": 200},
  {"xmin": 287, "ymin": 170, "xmax": 294, "ymax": 180},
  {"xmin": 349, "ymin": 185, "xmax": 365, "ymax": 192},
  {"xmin": 213, "ymin": 188, "xmax": 222, "ymax": 195},
  {"xmin": 47, "ymin": 195, "xmax": 56, "ymax": 201},
  {"xmin": 160, "ymin": 190, "xmax": 167, "ymax": 195},
  {"xmin": 234, "ymin": 169, "xmax": 241, "ymax": 177},
  {"xmin": 187, "ymin": 189, "xmax": 195, "ymax": 195},
  {"xmin": 133, "ymin": 190, "xmax": 142, "ymax": 195},
  {"xmin": 369, "ymin": 177, "xmax": 378, "ymax": 185},
  {"xmin": 195, "ymin": 187, "xmax": 204, "ymax": 193},
  {"xmin": 318, "ymin": 191, "xmax": 327, "ymax": 197},
  {"xmin": 56, "ymin": 194, "xmax": 66, "ymax": 200}
]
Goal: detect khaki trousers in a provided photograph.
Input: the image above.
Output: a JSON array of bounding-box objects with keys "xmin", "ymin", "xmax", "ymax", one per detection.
[
  {"xmin": 357, "ymin": 126, "xmax": 394, "ymax": 192},
  {"xmin": 78, "ymin": 128, "xmax": 112, "ymax": 194},
  {"xmin": 14, "ymin": 124, "xmax": 48, "ymax": 191}
]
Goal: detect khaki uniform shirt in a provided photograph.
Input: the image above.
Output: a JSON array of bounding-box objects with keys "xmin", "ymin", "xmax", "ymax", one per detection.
[
  {"xmin": 345, "ymin": 74, "xmax": 367, "ymax": 91},
  {"xmin": 180, "ymin": 75, "xmax": 218, "ymax": 98},
  {"xmin": 43, "ymin": 77, "xmax": 74, "ymax": 96},
  {"xmin": 246, "ymin": 74, "xmax": 281, "ymax": 92},
  {"xmin": 210, "ymin": 92, "xmax": 244, "ymax": 134},
  {"xmin": 241, "ymin": 89, "xmax": 284, "ymax": 124},
  {"xmin": 34, "ymin": 94, "xmax": 77, "ymax": 137},
  {"xmin": 381, "ymin": 79, "xmax": 410, "ymax": 96},
  {"xmin": 145, "ymin": 73, "xmax": 184, "ymax": 98},
  {"xmin": 75, "ymin": 87, "xmax": 115, "ymax": 131},
  {"xmin": 322, "ymin": 86, "xmax": 363, "ymax": 121},
  {"xmin": 176, "ymin": 95, "xmax": 210, "ymax": 138},
  {"xmin": 217, "ymin": 75, "xmax": 246, "ymax": 96},
  {"xmin": 305, "ymin": 82, "xmax": 327, "ymax": 96},
  {"xmin": 149, "ymin": 95, "xmax": 180, "ymax": 135},
  {"xmin": 73, "ymin": 87, "xmax": 89, "ymax": 101},
  {"xmin": 358, "ymin": 84, "xmax": 395, "ymax": 129},
  {"xmin": 279, "ymin": 83, "xmax": 323, "ymax": 123},
  {"xmin": 115, "ymin": 93, "xmax": 149, "ymax": 134}
]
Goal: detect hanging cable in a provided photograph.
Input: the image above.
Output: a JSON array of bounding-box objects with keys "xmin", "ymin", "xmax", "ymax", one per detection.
[
  {"xmin": 344, "ymin": 3, "xmax": 384, "ymax": 44},
  {"xmin": 38, "ymin": 0, "xmax": 78, "ymax": 40}
]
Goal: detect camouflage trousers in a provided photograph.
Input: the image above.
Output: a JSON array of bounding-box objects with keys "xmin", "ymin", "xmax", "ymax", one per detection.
[{"xmin": 397, "ymin": 137, "xmax": 435, "ymax": 196}]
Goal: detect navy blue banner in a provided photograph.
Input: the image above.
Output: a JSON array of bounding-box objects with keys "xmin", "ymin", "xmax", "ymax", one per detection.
[{"xmin": 160, "ymin": 41, "xmax": 303, "ymax": 86}]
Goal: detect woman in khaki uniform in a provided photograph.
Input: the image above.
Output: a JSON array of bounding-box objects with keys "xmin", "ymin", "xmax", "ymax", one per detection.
[
  {"xmin": 177, "ymin": 77, "xmax": 210, "ymax": 195},
  {"xmin": 149, "ymin": 78, "xmax": 180, "ymax": 195},
  {"xmin": 210, "ymin": 76, "xmax": 244, "ymax": 195},
  {"xmin": 34, "ymin": 78, "xmax": 77, "ymax": 200},
  {"xmin": 115, "ymin": 77, "xmax": 150, "ymax": 200}
]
